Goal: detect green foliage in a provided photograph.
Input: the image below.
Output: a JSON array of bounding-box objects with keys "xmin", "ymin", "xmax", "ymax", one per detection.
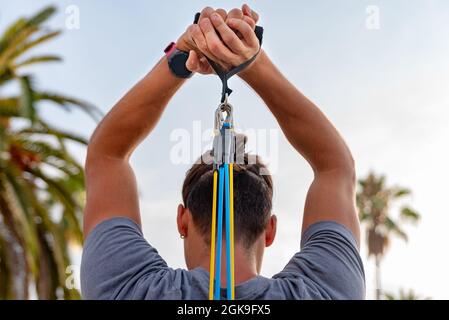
[
  {"xmin": 357, "ymin": 172, "xmax": 421, "ymax": 299},
  {"xmin": 384, "ymin": 288, "xmax": 430, "ymax": 300},
  {"xmin": 357, "ymin": 172, "xmax": 420, "ymax": 258},
  {"xmin": 0, "ymin": 6, "xmax": 99, "ymax": 299}
]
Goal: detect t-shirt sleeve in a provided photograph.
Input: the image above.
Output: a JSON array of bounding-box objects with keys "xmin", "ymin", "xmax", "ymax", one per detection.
[
  {"xmin": 273, "ymin": 221, "xmax": 365, "ymax": 299},
  {"xmin": 80, "ymin": 217, "xmax": 178, "ymax": 300}
]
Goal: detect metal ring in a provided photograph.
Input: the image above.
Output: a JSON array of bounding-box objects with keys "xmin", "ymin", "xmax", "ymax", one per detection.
[
  {"xmin": 214, "ymin": 93, "xmax": 234, "ymax": 133},
  {"xmin": 215, "ymin": 103, "xmax": 233, "ymax": 130}
]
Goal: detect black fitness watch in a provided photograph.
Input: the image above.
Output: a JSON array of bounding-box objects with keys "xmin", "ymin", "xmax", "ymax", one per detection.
[{"xmin": 164, "ymin": 42, "xmax": 192, "ymax": 79}]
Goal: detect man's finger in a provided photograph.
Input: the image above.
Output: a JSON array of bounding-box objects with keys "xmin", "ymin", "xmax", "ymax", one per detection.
[
  {"xmin": 199, "ymin": 18, "xmax": 238, "ymax": 64},
  {"xmin": 242, "ymin": 16, "xmax": 256, "ymax": 30},
  {"xmin": 191, "ymin": 24, "xmax": 218, "ymax": 62},
  {"xmin": 227, "ymin": 8, "xmax": 244, "ymax": 20},
  {"xmin": 242, "ymin": 4, "xmax": 259, "ymax": 23},
  {"xmin": 216, "ymin": 8, "xmax": 227, "ymax": 21},
  {"xmin": 210, "ymin": 13, "xmax": 245, "ymax": 54},
  {"xmin": 199, "ymin": 6, "xmax": 214, "ymax": 21},
  {"xmin": 227, "ymin": 18, "xmax": 259, "ymax": 49}
]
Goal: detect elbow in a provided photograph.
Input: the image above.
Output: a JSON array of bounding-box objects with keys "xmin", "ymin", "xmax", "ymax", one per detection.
[
  {"xmin": 84, "ymin": 138, "xmax": 108, "ymax": 177},
  {"xmin": 314, "ymin": 150, "xmax": 356, "ymax": 186},
  {"xmin": 84, "ymin": 131, "xmax": 128, "ymax": 173},
  {"xmin": 336, "ymin": 152, "xmax": 356, "ymax": 187},
  {"xmin": 342, "ymin": 152, "xmax": 356, "ymax": 185}
]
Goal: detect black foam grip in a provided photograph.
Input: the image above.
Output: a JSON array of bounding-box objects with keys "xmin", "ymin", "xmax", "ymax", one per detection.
[
  {"xmin": 193, "ymin": 12, "xmax": 200, "ymax": 24},
  {"xmin": 254, "ymin": 25, "xmax": 264, "ymax": 45}
]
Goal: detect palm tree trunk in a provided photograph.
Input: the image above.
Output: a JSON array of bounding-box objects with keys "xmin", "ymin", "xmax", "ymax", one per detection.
[
  {"xmin": 0, "ymin": 191, "xmax": 28, "ymax": 299},
  {"xmin": 375, "ymin": 255, "xmax": 382, "ymax": 300}
]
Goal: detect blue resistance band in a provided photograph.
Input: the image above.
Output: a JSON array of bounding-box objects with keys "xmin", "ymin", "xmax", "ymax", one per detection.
[
  {"xmin": 224, "ymin": 163, "xmax": 232, "ymax": 300},
  {"xmin": 214, "ymin": 165, "xmax": 225, "ymax": 300}
]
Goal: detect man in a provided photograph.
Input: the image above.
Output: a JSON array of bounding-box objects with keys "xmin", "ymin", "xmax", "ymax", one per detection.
[{"xmin": 81, "ymin": 5, "xmax": 365, "ymax": 299}]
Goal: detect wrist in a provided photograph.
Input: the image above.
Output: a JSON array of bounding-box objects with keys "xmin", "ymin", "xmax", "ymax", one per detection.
[
  {"xmin": 164, "ymin": 42, "xmax": 192, "ymax": 79},
  {"xmin": 238, "ymin": 49, "xmax": 268, "ymax": 81},
  {"xmin": 176, "ymin": 35, "xmax": 193, "ymax": 53}
]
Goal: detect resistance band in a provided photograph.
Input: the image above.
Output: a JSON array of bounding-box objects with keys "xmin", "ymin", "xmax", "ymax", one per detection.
[
  {"xmin": 193, "ymin": 11, "xmax": 264, "ymax": 300},
  {"xmin": 209, "ymin": 105, "xmax": 236, "ymax": 300},
  {"xmin": 208, "ymin": 170, "xmax": 218, "ymax": 300}
]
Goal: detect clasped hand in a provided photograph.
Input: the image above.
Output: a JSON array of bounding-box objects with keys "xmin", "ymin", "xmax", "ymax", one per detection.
[{"xmin": 176, "ymin": 4, "xmax": 261, "ymax": 74}]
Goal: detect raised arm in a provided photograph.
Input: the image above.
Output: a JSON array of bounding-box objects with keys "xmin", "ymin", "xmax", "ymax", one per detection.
[
  {"xmin": 188, "ymin": 7, "xmax": 360, "ymax": 244},
  {"xmin": 83, "ymin": 57, "xmax": 186, "ymax": 236},
  {"xmin": 239, "ymin": 50, "xmax": 360, "ymax": 244}
]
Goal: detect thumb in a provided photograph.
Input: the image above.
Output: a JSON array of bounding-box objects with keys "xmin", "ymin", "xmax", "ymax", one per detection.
[{"xmin": 186, "ymin": 50, "xmax": 199, "ymax": 72}]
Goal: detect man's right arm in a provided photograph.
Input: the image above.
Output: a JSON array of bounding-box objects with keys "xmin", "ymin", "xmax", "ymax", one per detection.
[{"xmin": 239, "ymin": 50, "xmax": 360, "ymax": 245}]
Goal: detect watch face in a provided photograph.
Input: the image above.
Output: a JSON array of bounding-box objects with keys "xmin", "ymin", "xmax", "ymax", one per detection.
[
  {"xmin": 172, "ymin": 52, "xmax": 187, "ymax": 65},
  {"xmin": 170, "ymin": 50, "xmax": 191, "ymax": 78}
]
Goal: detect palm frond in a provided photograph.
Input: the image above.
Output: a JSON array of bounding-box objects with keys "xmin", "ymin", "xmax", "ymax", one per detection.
[
  {"xmin": 0, "ymin": 6, "xmax": 57, "ymax": 64},
  {"xmin": 13, "ymin": 139, "xmax": 71, "ymax": 165},
  {"xmin": 26, "ymin": 6, "xmax": 57, "ymax": 27},
  {"xmin": 28, "ymin": 167, "xmax": 78, "ymax": 209},
  {"xmin": 34, "ymin": 91, "xmax": 103, "ymax": 121},
  {"xmin": 0, "ymin": 90, "xmax": 102, "ymax": 123},
  {"xmin": 26, "ymin": 186, "xmax": 76, "ymax": 298},
  {"xmin": 393, "ymin": 188, "xmax": 411, "ymax": 198},
  {"xmin": 10, "ymin": 31, "xmax": 61, "ymax": 63},
  {"xmin": 400, "ymin": 206, "xmax": 420, "ymax": 222},
  {"xmin": 384, "ymin": 216, "xmax": 408, "ymax": 242},
  {"xmin": 18, "ymin": 75, "xmax": 36, "ymax": 122},
  {"xmin": 15, "ymin": 55, "xmax": 62, "ymax": 68},
  {"xmin": 0, "ymin": 25, "xmax": 39, "ymax": 68},
  {"xmin": 0, "ymin": 18, "xmax": 28, "ymax": 51},
  {"xmin": 0, "ymin": 98, "xmax": 20, "ymax": 117},
  {"xmin": 18, "ymin": 121, "xmax": 89, "ymax": 145}
]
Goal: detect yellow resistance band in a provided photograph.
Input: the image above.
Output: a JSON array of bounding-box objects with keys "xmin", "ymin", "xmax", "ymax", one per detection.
[
  {"xmin": 229, "ymin": 163, "xmax": 235, "ymax": 299},
  {"xmin": 209, "ymin": 170, "xmax": 218, "ymax": 300}
]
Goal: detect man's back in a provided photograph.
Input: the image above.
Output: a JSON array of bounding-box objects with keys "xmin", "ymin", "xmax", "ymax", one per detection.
[{"xmin": 81, "ymin": 218, "xmax": 365, "ymax": 300}]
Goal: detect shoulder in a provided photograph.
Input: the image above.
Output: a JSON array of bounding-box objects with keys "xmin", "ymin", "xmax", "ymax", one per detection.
[
  {"xmin": 81, "ymin": 217, "xmax": 208, "ymax": 299},
  {"xmin": 273, "ymin": 221, "xmax": 365, "ymax": 300}
]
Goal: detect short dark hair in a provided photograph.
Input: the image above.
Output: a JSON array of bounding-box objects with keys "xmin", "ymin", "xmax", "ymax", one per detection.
[{"xmin": 182, "ymin": 152, "xmax": 273, "ymax": 249}]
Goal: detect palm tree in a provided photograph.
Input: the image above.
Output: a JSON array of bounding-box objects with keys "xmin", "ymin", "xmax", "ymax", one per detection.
[
  {"xmin": 357, "ymin": 172, "xmax": 420, "ymax": 300},
  {"xmin": 384, "ymin": 288, "xmax": 430, "ymax": 300},
  {"xmin": 0, "ymin": 6, "xmax": 101, "ymax": 299}
]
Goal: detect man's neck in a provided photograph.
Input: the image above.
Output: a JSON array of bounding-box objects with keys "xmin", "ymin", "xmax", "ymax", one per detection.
[{"xmin": 198, "ymin": 243, "xmax": 259, "ymax": 287}]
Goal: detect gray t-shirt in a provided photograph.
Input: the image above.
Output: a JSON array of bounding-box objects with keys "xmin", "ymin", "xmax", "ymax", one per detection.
[{"xmin": 81, "ymin": 217, "xmax": 365, "ymax": 300}]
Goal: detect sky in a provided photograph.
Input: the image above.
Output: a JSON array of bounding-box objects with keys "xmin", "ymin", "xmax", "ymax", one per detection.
[{"xmin": 1, "ymin": 0, "xmax": 449, "ymax": 299}]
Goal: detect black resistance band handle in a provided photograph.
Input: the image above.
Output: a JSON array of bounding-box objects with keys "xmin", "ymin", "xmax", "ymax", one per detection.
[{"xmin": 193, "ymin": 12, "xmax": 264, "ymax": 102}]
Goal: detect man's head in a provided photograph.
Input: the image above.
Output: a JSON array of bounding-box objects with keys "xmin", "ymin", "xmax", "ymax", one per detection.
[{"xmin": 177, "ymin": 151, "xmax": 277, "ymax": 272}]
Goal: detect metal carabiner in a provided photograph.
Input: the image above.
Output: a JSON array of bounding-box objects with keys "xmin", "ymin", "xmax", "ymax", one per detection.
[
  {"xmin": 215, "ymin": 95, "xmax": 233, "ymax": 132},
  {"xmin": 213, "ymin": 94, "xmax": 235, "ymax": 167}
]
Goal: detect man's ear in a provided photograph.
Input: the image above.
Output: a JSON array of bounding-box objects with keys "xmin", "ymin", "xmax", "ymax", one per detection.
[
  {"xmin": 265, "ymin": 214, "xmax": 277, "ymax": 247},
  {"xmin": 177, "ymin": 204, "xmax": 189, "ymax": 237}
]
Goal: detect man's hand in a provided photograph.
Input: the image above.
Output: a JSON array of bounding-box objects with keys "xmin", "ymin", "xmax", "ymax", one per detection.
[
  {"xmin": 176, "ymin": 6, "xmax": 227, "ymax": 75},
  {"xmin": 177, "ymin": 4, "xmax": 260, "ymax": 74}
]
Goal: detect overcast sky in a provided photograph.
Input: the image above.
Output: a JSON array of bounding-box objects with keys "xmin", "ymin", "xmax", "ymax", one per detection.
[{"xmin": 1, "ymin": 0, "xmax": 449, "ymax": 299}]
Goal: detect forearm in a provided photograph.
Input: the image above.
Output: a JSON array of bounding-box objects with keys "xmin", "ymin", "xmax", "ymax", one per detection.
[
  {"xmin": 83, "ymin": 56, "xmax": 185, "ymax": 235},
  {"xmin": 239, "ymin": 51, "xmax": 354, "ymax": 174},
  {"xmin": 88, "ymin": 57, "xmax": 185, "ymax": 161}
]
